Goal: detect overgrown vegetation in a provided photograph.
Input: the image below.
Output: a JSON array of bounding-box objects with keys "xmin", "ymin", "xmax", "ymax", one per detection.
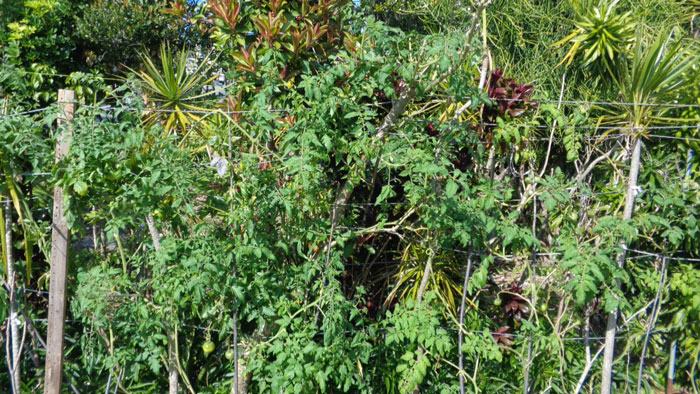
[{"xmin": 1, "ymin": 0, "xmax": 699, "ymax": 393}]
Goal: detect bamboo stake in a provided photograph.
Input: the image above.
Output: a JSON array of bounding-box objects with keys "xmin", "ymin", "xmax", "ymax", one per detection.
[{"xmin": 44, "ymin": 89, "xmax": 75, "ymax": 394}]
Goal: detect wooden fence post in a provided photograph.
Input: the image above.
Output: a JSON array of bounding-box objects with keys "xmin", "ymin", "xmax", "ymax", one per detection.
[{"xmin": 43, "ymin": 89, "xmax": 75, "ymax": 394}]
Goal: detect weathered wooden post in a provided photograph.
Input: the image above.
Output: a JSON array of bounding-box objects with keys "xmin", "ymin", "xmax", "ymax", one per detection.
[{"xmin": 43, "ymin": 89, "xmax": 75, "ymax": 394}]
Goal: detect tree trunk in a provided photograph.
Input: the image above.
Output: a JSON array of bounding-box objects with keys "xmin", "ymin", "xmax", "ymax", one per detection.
[{"xmin": 601, "ymin": 136, "xmax": 642, "ymax": 394}]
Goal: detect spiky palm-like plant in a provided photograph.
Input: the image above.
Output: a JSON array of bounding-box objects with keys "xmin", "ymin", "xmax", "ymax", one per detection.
[
  {"xmin": 613, "ymin": 32, "xmax": 699, "ymax": 131},
  {"xmin": 128, "ymin": 43, "xmax": 225, "ymax": 140},
  {"xmin": 553, "ymin": 0, "xmax": 635, "ymax": 78}
]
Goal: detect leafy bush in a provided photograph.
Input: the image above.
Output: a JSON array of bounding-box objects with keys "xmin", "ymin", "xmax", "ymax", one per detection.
[{"xmin": 1, "ymin": 1, "xmax": 699, "ymax": 393}]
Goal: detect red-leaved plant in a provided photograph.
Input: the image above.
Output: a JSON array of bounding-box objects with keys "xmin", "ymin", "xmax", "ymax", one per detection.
[{"xmin": 485, "ymin": 69, "xmax": 537, "ymax": 119}]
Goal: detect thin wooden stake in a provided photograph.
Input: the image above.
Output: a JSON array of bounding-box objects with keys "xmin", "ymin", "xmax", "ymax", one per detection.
[
  {"xmin": 44, "ymin": 89, "xmax": 75, "ymax": 394},
  {"xmin": 574, "ymin": 344, "xmax": 606, "ymax": 394},
  {"xmin": 5, "ymin": 201, "xmax": 21, "ymax": 394},
  {"xmin": 523, "ymin": 163, "xmax": 538, "ymax": 394},
  {"xmin": 601, "ymin": 136, "xmax": 643, "ymax": 394},
  {"xmin": 145, "ymin": 212, "xmax": 179, "ymax": 394},
  {"xmin": 636, "ymin": 257, "xmax": 667, "ymax": 394},
  {"xmin": 228, "ymin": 102, "xmax": 240, "ymax": 394},
  {"xmin": 523, "ymin": 339, "xmax": 533, "ymax": 394},
  {"xmin": 458, "ymin": 252, "xmax": 474, "ymax": 394},
  {"xmin": 538, "ymin": 72, "xmax": 566, "ymax": 178},
  {"xmin": 666, "ymin": 340, "xmax": 676, "ymax": 394},
  {"xmin": 145, "ymin": 213, "xmax": 162, "ymax": 251}
]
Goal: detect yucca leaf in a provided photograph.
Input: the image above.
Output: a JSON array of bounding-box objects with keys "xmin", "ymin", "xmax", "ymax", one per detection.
[
  {"xmin": 22, "ymin": 230, "xmax": 32, "ymax": 283},
  {"xmin": 0, "ymin": 165, "xmax": 36, "ymax": 282},
  {"xmin": 3, "ymin": 176, "xmax": 24, "ymax": 223},
  {"xmin": 555, "ymin": 0, "xmax": 634, "ymax": 76},
  {"xmin": 553, "ymin": 30, "xmax": 580, "ymax": 47},
  {"xmin": 0, "ymin": 203, "xmax": 6, "ymax": 276},
  {"xmin": 164, "ymin": 113, "xmax": 178, "ymax": 132}
]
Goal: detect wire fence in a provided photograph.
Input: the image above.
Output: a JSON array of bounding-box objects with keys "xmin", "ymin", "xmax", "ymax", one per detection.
[
  {"xmin": 24, "ymin": 314, "xmax": 686, "ymax": 344},
  {"xmin": 3, "ymin": 106, "xmax": 698, "ymax": 275},
  {"xmin": 0, "ymin": 106, "xmax": 53, "ymax": 119},
  {"xmin": 4, "ymin": 98, "xmax": 700, "ymax": 123},
  {"xmin": 491, "ymin": 97, "xmax": 700, "ymax": 109},
  {"xmin": 5, "ymin": 184, "xmax": 700, "ymax": 207},
  {"xmin": 2, "ymin": 95, "xmax": 698, "ymax": 394}
]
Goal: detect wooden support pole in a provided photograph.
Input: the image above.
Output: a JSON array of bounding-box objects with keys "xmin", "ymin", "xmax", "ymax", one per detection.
[
  {"xmin": 145, "ymin": 212, "xmax": 180, "ymax": 394},
  {"xmin": 601, "ymin": 136, "xmax": 642, "ymax": 394},
  {"xmin": 5, "ymin": 201, "xmax": 21, "ymax": 394},
  {"xmin": 666, "ymin": 340, "xmax": 676, "ymax": 394},
  {"xmin": 458, "ymin": 252, "xmax": 473, "ymax": 394},
  {"xmin": 43, "ymin": 89, "xmax": 75, "ymax": 394},
  {"xmin": 228, "ymin": 103, "xmax": 241, "ymax": 394},
  {"xmin": 637, "ymin": 258, "xmax": 668, "ymax": 394}
]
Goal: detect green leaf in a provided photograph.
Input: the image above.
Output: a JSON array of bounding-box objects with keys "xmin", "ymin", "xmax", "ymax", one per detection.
[
  {"xmin": 445, "ymin": 180, "xmax": 458, "ymax": 198},
  {"xmin": 74, "ymin": 180, "xmax": 88, "ymax": 196}
]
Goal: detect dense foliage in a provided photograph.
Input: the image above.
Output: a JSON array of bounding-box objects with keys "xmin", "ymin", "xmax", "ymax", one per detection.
[{"xmin": 1, "ymin": 0, "xmax": 699, "ymax": 393}]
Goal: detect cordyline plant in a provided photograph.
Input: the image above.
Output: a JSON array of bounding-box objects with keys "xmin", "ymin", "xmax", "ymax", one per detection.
[
  {"xmin": 479, "ymin": 69, "xmax": 537, "ymax": 147},
  {"xmin": 485, "ymin": 69, "xmax": 537, "ymax": 119},
  {"xmin": 197, "ymin": 0, "xmax": 355, "ymax": 77}
]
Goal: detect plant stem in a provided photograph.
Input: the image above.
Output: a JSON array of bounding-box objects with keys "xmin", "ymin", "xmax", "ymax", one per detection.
[
  {"xmin": 574, "ymin": 344, "xmax": 606, "ymax": 394},
  {"xmin": 539, "ymin": 72, "xmax": 566, "ymax": 178}
]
